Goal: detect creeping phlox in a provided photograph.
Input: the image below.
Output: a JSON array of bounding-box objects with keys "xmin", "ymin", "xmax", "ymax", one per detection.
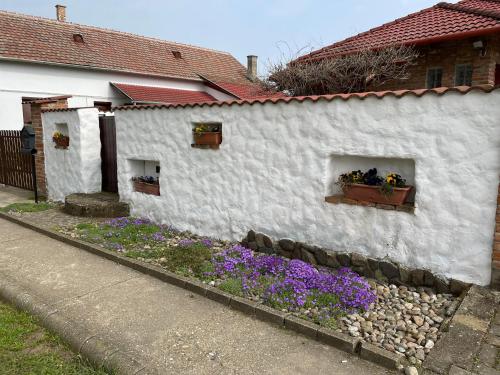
[{"xmin": 210, "ymin": 245, "xmax": 376, "ymax": 316}]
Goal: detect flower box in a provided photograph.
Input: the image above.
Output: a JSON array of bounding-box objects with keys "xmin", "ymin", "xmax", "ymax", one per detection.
[
  {"xmin": 53, "ymin": 135, "xmax": 69, "ymax": 149},
  {"xmin": 193, "ymin": 131, "xmax": 222, "ymax": 146},
  {"xmin": 343, "ymin": 184, "xmax": 413, "ymax": 205},
  {"xmin": 133, "ymin": 180, "xmax": 160, "ymax": 196}
]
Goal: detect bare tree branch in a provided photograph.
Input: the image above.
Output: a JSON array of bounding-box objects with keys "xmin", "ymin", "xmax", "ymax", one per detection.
[{"xmin": 262, "ymin": 45, "xmax": 419, "ymax": 96}]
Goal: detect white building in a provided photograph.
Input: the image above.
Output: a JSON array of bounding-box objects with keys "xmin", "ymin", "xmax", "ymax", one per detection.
[{"xmin": 0, "ymin": 5, "xmax": 264, "ymax": 130}]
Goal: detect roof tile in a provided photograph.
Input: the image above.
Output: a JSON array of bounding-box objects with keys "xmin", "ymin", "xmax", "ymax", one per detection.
[
  {"xmin": 299, "ymin": 0, "xmax": 500, "ymax": 61},
  {"xmin": 111, "ymin": 83, "xmax": 216, "ymax": 105},
  {"xmin": 0, "ymin": 10, "xmax": 250, "ymax": 83}
]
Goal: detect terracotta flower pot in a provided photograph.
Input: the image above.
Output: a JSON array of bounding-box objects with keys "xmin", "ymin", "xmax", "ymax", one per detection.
[
  {"xmin": 133, "ymin": 180, "xmax": 160, "ymax": 196},
  {"xmin": 193, "ymin": 131, "xmax": 222, "ymax": 146},
  {"xmin": 53, "ymin": 136, "xmax": 69, "ymax": 149},
  {"xmin": 343, "ymin": 184, "xmax": 413, "ymax": 205}
]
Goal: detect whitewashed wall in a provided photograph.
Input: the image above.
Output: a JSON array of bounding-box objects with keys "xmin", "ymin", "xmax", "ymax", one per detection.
[
  {"xmin": 114, "ymin": 91, "xmax": 500, "ymax": 285},
  {"xmin": 42, "ymin": 108, "xmax": 102, "ymax": 202},
  {"xmin": 0, "ymin": 60, "xmax": 234, "ymax": 130}
]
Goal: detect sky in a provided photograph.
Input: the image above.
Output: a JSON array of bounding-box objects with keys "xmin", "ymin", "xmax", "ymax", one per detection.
[{"xmin": 0, "ymin": 0, "xmax": 458, "ymax": 75}]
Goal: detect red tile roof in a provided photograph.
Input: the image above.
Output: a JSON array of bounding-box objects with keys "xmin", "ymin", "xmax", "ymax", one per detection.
[
  {"xmin": 0, "ymin": 10, "xmax": 250, "ymax": 84},
  {"xmin": 209, "ymin": 81, "xmax": 285, "ymax": 100},
  {"xmin": 111, "ymin": 83, "xmax": 216, "ymax": 105},
  {"xmin": 298, "ymin": 0, "xmax": 500, "ymax": 61},
  {"xmin": 112, "ymin": 85, "xmax": 497, "ymax": 111}
]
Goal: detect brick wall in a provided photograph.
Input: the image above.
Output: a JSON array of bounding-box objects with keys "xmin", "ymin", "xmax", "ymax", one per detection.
[
  {"xmin": 30, "ymin": 99, "xmax": 68, "ymax": 194},
  {"xmin": 373, "ymin": 35, "xmax": 500, "ymax": 91},
  {"xmin": 492, "ymin": 183, "xmax": 500, "ymax": 289}
]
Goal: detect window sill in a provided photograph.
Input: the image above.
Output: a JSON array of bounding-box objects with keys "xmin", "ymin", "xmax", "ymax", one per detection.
[
  {"xmin": 191, "ymin": 144, "xmax": 220, "ymax": 149},
  {"xmin": 324, "ymin": 195, "xmax": 415, "ymax": 214}
]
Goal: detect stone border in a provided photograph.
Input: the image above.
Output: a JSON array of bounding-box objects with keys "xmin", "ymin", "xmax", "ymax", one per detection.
[
  {"xmin": 0, "ymin": 275, "xmax": 151, "ymax": 375},
  {"xmin": 242, "ymin": 230, "xmax": 471, "ymax": 296},
  {"xmin": 0, "ymin": 212, "xmax": 405, "ymax": 371}
]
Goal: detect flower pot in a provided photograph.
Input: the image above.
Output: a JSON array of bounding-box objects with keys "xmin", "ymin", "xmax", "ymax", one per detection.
[
  {"xmin": 193, "ymin": 131, "xmax": 222, "ymax": 146},
  {"xmin": 53, "ymin": 136, "xmax": 69, "ymax": 149},
  {"xmin": 343, "ymin": 184, "xmax": 413, "ymax": 205},
  {"xmin": 133, "ymin": 181, "xmax": 160, "ymax": 196}
]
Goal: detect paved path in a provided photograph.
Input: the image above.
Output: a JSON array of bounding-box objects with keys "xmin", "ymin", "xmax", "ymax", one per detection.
[{"xmin": 0, "ymin": 217, "xmax": 394, "ymax": 375}]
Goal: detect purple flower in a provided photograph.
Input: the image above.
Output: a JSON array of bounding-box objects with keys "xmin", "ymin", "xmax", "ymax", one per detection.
[
  {"xmin": 201, "ymin": 238, "xmax": 213, "ymax": 248},
  {"xmin": 179, "ymin": 239, "xmax": 194, "ymax": 247},
  {"xmin": 152, "ymin": 232, "xmax": 166, "ymax": 241}
]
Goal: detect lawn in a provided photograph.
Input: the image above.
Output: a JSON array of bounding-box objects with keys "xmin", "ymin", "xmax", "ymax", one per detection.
[
  {"xmin": 0, "ymin": 301, "xmax": 110, "ymax": 375},
  {"xmin": 0, "ymin": 201, "xmax": 53, "ymax": 213}
]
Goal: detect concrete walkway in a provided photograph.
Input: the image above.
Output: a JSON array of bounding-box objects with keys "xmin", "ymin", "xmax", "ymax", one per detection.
[{"xmin": 0, "ymin": 217, "xmax": 394, "ymax": 374}]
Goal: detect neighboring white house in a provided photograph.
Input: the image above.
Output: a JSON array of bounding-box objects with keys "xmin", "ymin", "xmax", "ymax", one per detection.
[{"xmin": 0, "ymin": 5, "xmax": 266, "ymax": 130}]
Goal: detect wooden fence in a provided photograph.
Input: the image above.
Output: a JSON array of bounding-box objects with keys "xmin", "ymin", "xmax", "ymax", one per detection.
[{"xmin": 0, "ymin": 130, "xmax": 34, "ymax": 190}]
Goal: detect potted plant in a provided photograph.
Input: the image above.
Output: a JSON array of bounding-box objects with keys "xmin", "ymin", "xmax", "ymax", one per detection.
[
  {"xmin": 337, "ymin": 168, "xmax": 413, "ymax": 205},
  {"xmin": 193, "ymin": 123, "xmax": 222, "ymax": 146},
  {"xmin": 52, "ymin": 131, "xmax": 69, "ymax": 149},
  {"xmin": 132, "ymin": 176, "xmax": 160, "ymax": 196}
]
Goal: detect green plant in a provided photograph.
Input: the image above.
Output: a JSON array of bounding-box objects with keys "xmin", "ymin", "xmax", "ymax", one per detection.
[
  {"xmin": 219, "ymin": 278, "xmax": 244, "ymax": 296},
  {"xmin": 0, "ymin": 302, "xmax": 110, "ymax": 374},
  {"xmin": 0, "ymin": 202, "xmax": 53, "ymax": 213},
  {"xmin": 193, "ymin": 123, "xmax": 220, "ymax": 134},
  {"xmin": 336, "ymin": 168, "xmax": 407, "ymax": 196}
]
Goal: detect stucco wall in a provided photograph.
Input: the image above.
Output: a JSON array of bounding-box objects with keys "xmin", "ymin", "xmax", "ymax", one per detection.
[
  {"xmin": 114, "ymin": 91, "xmax": 500, "ymax": 285},
  {"xmin": 0, "ymin": 60, "xmax": 234, "ymax": 130},
  {"xmin": 42, "ymin": 108, "xmax": 102, "ymax": 202}
]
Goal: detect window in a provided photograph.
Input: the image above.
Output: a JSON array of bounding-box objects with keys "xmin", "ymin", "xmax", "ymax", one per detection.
[
  {"xmin": 455, "ymin": 64, "xmax": 473, "ymax": 86},
  {"xmin": 427, "ymin": 68, "xmax": 443, "ymax": 89}
]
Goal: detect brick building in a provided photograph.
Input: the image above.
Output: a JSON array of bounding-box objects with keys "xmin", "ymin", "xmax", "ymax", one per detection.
[
  {"xmin": 299, "ymin": 0, "xmax": 500, "ymax": 287},
  {"xmin": 298, "ymin": 0, "xmax": 500, "ymax": 90}
]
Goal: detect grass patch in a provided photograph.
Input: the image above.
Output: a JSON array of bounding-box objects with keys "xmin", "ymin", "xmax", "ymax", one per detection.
[
  {"xmin": 0, "ymin": 202, "xmax": 53, "ymax": 213},
  {"xmin": 74, "ymin": 219, "xmax": 213, "ymax": 277},
  {"xmin": 219, "ymin": 278, "xmax": 244, "ymax": 297},
  {"xmin": 0, "ymin": 301, "xmax": 110, "ymax": 375}
]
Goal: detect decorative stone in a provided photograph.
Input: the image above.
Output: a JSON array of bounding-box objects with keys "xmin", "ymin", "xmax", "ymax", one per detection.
[
  {"xmin": 450, "ymin": 279, "xmax": 469, "ymax": 296},
  {"xmin": 301, "ymin": 249, "xmax": 318, "ymax": 265},
  {"xmin": 337, "ymin": 253, "xmax": 351, "ymax": 267},
  {"xmin": 262, "ymin": 234, "xmax": 273, "ymax": 248},
  {"xmin": 375, "ymin": 269, "xmax": 388, "ymax": 283},
  {"xmin": 423, "ymin": 270, "xmax": 435, "ymax": 287},
  {"xmin": 434, "ymin": 276, "xmax": 450, "ymax": 294},
  {"xmin": 367, "ymin": 258, "xmax": 379, "ymax": 272},
  {"xmin": 310, "ymin": 247, "xmax": 328, "ymax": 265},
  {"xmin": 326, "ymin": 253, "xmax": 340, "ymax": 268},
  {"xmin": 351, "ymin": 253, "xmax": 368, "ymax": 268},
  {"xmin": 247, "ymin": 241, "xmax": 257, "ymax": 250},
  {"xmin": 379, "ymin": 261, "xmax": 399, "ymax": 280},
  {"xmin": 399, "ymin": 265, "xmax": 411, "ymax": 284},
  {"xmin": 411, "ymin": 270, "xmax": 424, "ymax": 286},
  {"xmin": 292, "ymin": 246, "xmax": 302, "ymax": 260},
  {"xmin": 255, "ymin": 233, "xmax": 265, "ymax": 248},
  {"xmin": 278, "ymin": 238, "xmax": 295, "ymax": 252},
  {"xmin": 404, "ymin": 366, "xmax": 418, "ymax": 375},
  {"xmin": 260, "ymin": 247, "xmax": 274, "ymax": 255},
  {"xmin": 247, "ymin": 230, "xmax": 256, "ymax": 242}
]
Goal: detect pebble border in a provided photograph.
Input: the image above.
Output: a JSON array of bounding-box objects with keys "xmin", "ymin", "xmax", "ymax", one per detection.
[{"xmin": 0, "ymin": 212, "xmax": 420, "ymax": 370}]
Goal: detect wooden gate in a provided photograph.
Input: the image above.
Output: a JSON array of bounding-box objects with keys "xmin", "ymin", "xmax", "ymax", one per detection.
[
  {"xmin": 0, "ymin": 130, "xmax": 34, "ymax": 190},
  {"xmin": 99, "ymin": 116, "xmax": 118, "ymax": 193}
]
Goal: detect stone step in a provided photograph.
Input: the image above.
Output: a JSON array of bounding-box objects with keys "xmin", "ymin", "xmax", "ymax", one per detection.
[{"xmin": 64, "ymin": 192, "xmax": 129, "ymax": 218}]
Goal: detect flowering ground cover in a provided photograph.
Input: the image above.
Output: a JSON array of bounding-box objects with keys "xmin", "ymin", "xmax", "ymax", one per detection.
[{"xmin": 70, "ymin": 217, "xmax": 376, "ymax": 329}]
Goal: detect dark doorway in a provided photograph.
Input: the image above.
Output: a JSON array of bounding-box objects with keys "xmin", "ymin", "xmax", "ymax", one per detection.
[
  {"xmin": 99, "ymin": 116, "xmax": 118, "ymax": 193},
  {"xmin": 495, "ymin": 64, "xmax": 500, "ymax": 85}
]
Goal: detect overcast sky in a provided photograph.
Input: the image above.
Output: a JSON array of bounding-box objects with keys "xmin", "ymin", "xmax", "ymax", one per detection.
[{"xmin": 0, "ymin": 0, "xmax": 457, "ymax": 74}]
